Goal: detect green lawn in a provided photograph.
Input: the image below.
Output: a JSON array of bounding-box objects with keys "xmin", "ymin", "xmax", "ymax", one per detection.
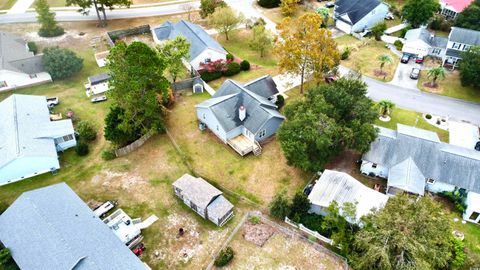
[
  {"xmin": 418, "ymin": 70, "xmax": 480, "ymax": 103},
  {"xmin": 374, "ymin": 106, "xmax": 449, "ymax": 142},
  {"xmin": 0, "ymin": 0, "xmax": 16, "ymax": 10}
]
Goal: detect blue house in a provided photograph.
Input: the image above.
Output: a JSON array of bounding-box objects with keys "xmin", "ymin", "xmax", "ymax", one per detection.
[
  {"xmin": 0, "ymin": 94, "xmax": 76, "ymax": 185},
  {"xmin": 0, "ymin": 183, "xmax": 148, "ymax": 270},
  {"xmin": 196, "ymin": 76, "xmax": 284, "ymax": 156}
]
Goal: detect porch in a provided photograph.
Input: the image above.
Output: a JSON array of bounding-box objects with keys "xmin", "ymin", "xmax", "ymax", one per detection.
[{"xmin": 227, "ymin": 134, "xmax": 262, "ymax": 156}]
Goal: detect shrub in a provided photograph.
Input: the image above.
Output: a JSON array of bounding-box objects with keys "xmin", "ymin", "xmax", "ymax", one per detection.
[
  {"xmin": 258, "ymin": 0, "xmax": 280, "ymax": 8},
  {"xmin": 270, "ymin": 191, "xmax": 290, "ymax": 219},
  {"xmin": 425, "ymin": 114, "xmax": 432, "ymax": 119},
  {"xmin": 394, "ymin": 40, "xmax": 403, "ymax": 50},
  {"xmin": 214, "ymin": 247, "xmax": 234, "ymax": 267},
  {"xmin": 28, "ymin": 41, "xmax": 38, "ymax": 55},
  {"xmin": 249, "ymin": 215, "xmax": 261, "ymax": 224},
  {"xmin": 275, "ymin": 94, "xmax": 285, "ymax": 109},
  {"xmin": 226, "ymin": 53, "xmax": 234, "ymax": 61},
  {"xmin": 400, "ymin": 26, "xmax": 412, "ymax": 38},
  {"xmin": 439, "ymin": 187, "xmax": 467, "ymax": 213},
  {"xmin": 253, "ymin": 17, "xmax": 266, "ymax": 27},
  {"xmin": 224, "ymin": 62, "xmax": 241, "ymax": 76},
  {"xmin": 75, "ymin": 142, "xmax": 89, "ymax": 156},
  {"xmin": 76, "ymin": 120, "xmax": 97, "ymax": 142},
  {"xmin": 200, "ymin": 71, "xmax": 223, "ymax": 82},
  {"xmin": 450, "ymin": 237, "xmax": 466, "ymax": 268},
  {"xmin": 240, "ymin": 60, "xmax": 251, "ymax": 71},
  {"xmin": 101, "ymin": 149, "xmax": 117, "ymax": 160},
  {"xmin": 38, "ymin": 27, "xmax": 64, "ymax": 38},
  {"xmin": 42, "ymin": 47, "xmax": 83, "ymax": 80},
  {"xmin": 0, "ymin": 248, "xmax": 11, "ymax": 265},
  {"xmin": 341, "ymin": 47, "xmax": 351, "ymax": 60},
  {"xmin": 371, "ymin": 22, "xmax": 387, "ymax": 41}
]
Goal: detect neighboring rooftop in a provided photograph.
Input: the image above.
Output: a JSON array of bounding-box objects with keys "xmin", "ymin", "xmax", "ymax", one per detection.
[
  {"xmin": 442, "ymin": 0, "xmax": 474, "ymax": 12},
  {"xmin": 173, "ymin": 174, "xmax": 223, "ymax": 209},
  {"xmin": 88, "ymin": 73, "xmax": 110, "ymax": 85},
  {"xmin": 449, "ymin": 27, "xmax": 480, "ymax": 45},
  {"xmin": 0, "ymin": 94, "xmax": 74, "ymax": 171},
  {"xmin": 0, "ymin": 31, "xmax": 45, "ymax": 74},
  {"xmin": 153, "ymin": 20, "xmax": 227, "ymax": 61},
  {"xmin": 363, "ymin": 124, "xmax": 480, "ymax": 193},
  {"xmin": 334, "ymin": 0, "xmax": 383, "ymax": 25},
  {"xmin": 308, "ymin": 170, "xmax": 389, "ymax": 220},
  {"xmin": 0, "ymin": 183, "xmax": 147, "ymax": 270},
  {"xmin": 404, "ymin": 27, "xmax": 448, "ymax": 48},
  {"xmin": 197, "ymin": 79, "xmax": 284, "ymax": 134},
  {"xmin": 244, "ymin": 75, "xmax": 279, "ymax": 99}
]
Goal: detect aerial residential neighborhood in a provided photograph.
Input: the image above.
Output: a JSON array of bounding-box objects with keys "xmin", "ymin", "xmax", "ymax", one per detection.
[{"xmin": 0, "ymin": 0, "xmax": 479, "ymax": 269}]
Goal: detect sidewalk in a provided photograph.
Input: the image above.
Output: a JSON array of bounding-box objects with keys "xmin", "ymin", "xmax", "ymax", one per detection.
[
  {"xmin": 385, "ymin": 23, "xmax": 408, "ymax": 34},
  {"xmin": 7, "ymin": 0, "xmax": 35, "ymax": 14}
]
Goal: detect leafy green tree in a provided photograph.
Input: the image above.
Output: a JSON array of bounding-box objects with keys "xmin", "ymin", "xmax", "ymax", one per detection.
[
  {"xmin": 280, "ymin": 0, "xmax": 299, "ymax": 16},
  {"xmin": 351, "ymin": 195, "xmax": 454, "ymax": 270},
  {"xmin": 377, "ymin": 100, "xmax": 395, "ymax": 117},
  {"xmin": 0, "ymin": 248, "xmax": 11, "ymax": 265},
  {"xmin": 42, "ymin": 47, "xmax": 83, "ymax": 80},
  {"xmin": 76, "ymin": 120, "xmax": 97, "ymax": 142},
  {"xmin": 455, "ymin": 0, "xmax": 480, "ymax": 31},
  {"xmin": 208, "ymin": 6, "xmax": 244, "ymax": 41},
  {"xmin": 66, "ymin": 0, "xmax": 132, "ymax": 27},
  {"xmin": 315, "ymin": 7, "xmax": 329, "ymax": 27},
  {"xmin": 258, "ymin": 0, "xmax": 280, "ymax": 8},
  {"xmin": 402, "ymin": 0, "xmax": 440, "ymax": 27},
  {"xmin": 249, "ymin": 24, "xmax": 274, "ymax": 57},
  {"xmin": 377, "ymin": 54, "xmax": 392, "ymax": 73},
  {"xmin": 459, "ymin": 46, "xmax": 480, "ymax": 88},
  {"xmin": 322, "ymin": 201, "xmax": 358, "ymax": 256},
  {"xmin": 157, "ymin": 36, "xmax": 190, "ymax": 83},
  {"xmin": 35, "ymin": 0, "xmax": 64, "ymax": 37},
  {"xmin": 104, "ymin": 106, "xmax": 142, "ymax": 146},
  {"xmin": 427, "ymin": 66, "xmax": 446, "ymax": 87},
  {"xmin": 371, "ymin": 22, "xmax": 387, "ymax": 41},
  {"xmin": 106, "ymin": 41, "xmax": 170, "ymax": 143},
  {"xmin": 288, "ymin": 191, "xmax": 310, "ymax": 219},
  {"xmin": 200, "ymin": 0, "xmax": 226, "ymax": 19},
  {"xmin": 278, "ymin": 78, "xmax": 377, "ymax": 171},
  {"xmin": 269, "ymin": 190, "xmax": 291, "ymax": 219}
]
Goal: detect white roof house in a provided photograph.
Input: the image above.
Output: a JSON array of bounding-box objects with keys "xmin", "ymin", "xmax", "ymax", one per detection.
[
  {"xmin": 0, "ymin": 183, "xmax": 148, "ymax": 270},
  {"xmin": 0, "ymin": 94, "xmax": 76, "ymax": 185},
  {"xmin": 308, "ymin": 170, "xmax": 389, "ymax": 222}
]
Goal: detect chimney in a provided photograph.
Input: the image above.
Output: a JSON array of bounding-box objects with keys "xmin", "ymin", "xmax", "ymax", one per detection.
[{"xmin": 239, "ymin": 105, "xmax": 246, "ymax": 121}]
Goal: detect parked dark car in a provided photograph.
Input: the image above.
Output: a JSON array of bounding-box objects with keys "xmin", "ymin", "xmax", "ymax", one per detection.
[
  {"xmin": 401, "ymin": 54, "xmax": 410, "ymax": 64},
  {"xmin": 410, "ymin": 68, "xmax": 420, "ymax": 79},
  {"xmin": 415, "ymin": 56, "xmax": 424, "ymax": 64},
  {"xmin": 475, "ymin": 141, "xmax": 480, "ymax": 151},
  {"xmin": 325, "ymin": 2, "xmax": 335, "ymax": 7}
]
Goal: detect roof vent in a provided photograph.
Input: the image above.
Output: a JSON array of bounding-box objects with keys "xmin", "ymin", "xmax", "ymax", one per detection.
[{"xmin": 239, "ymin": 105, "xmax": 246, "ymax": 121}]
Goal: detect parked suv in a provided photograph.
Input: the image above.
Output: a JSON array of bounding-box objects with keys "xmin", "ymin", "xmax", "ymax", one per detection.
[
  {"xmin": 410, "ymin": 68, "xmax": 420, "ymax": 79},
  {"xmin": 401, "ymin": 54, "xmax": 410, "ymax": 64}
]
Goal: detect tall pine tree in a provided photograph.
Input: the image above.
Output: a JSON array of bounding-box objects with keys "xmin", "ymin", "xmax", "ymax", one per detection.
[{"xmin": 35, "ymin": 0, "xmax": 64, "ymax": 37}]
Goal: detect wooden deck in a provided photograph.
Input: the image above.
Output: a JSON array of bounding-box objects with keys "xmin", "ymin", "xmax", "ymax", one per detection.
[{"xmin": 227, "ymin": 135, "xmax": 261, "ymax": 156}]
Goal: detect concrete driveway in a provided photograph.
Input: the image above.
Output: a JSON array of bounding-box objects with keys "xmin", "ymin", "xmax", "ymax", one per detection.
[
  {"xmin": 449, "ymin": 121, "xmax": 479, "ymax": 149},
  {"xmin": 389, "ymin": 59, "xmax": 422, "ymax": 90}
]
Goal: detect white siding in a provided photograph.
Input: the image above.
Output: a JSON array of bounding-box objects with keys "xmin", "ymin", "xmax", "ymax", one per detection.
[
  {"xmin": 0, "ymin": 157, "xmax": 60, "ymax": 185},
  {"xmin": 351, "ymin": 3, "xmax": 389, "ymax": 33},
  {"xmin": 425, "ymin": 180, "xmax": 456, "ymax": 193},
  {"xmin": 464, "ymin": 192, "xmax": 480, "ymax": 223},
  {"xmin": 196, "ymin": 107, "xmax": 228, "ymax": 142},
  {"xmin": 360, "ymin": 160, "xmax": 389, "ymax": 178},
  {"xmin": 402, "ymin": 40, "xmax": 430, "ymax": 57},
  {"xmin": 336, "ymin": 20, "xmax": 352, "ymax": 34},
  {"xmin": 191, "ymin": 49, "xmax": 228, "ymax": 70},
  {"xmin": 0, "ymin": 70, "xmax": 52, "ymax": 92}
]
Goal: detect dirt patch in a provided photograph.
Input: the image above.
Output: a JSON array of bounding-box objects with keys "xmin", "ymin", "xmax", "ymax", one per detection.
[
  {"xmin": 243, "ymin": 221, "xmax": 275, "ymax": 247},
  {"xmin": 91, "ymin": 170, "xmax": 147, "ymax": 190},
  {"xmin": 422, "ymin": 82, "xmax": 443, "ymax": 93}
]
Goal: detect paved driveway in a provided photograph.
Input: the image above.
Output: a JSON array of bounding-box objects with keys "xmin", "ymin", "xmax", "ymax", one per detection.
[
  {"xmin": 449, "ymin": 121, "xmax": 479, "ymax": 149},
  {"xmin": 389, "ymin": 59, "xmax": 422, "ymax": 90}
]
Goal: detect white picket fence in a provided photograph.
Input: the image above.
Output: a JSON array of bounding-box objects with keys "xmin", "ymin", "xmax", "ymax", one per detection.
[{"xmin": 284, "ymin": 216, "xmax": 334, "ymax": 245}]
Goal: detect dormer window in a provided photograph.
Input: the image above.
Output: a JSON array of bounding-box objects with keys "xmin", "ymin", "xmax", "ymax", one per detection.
[{"xmin": 427, "ymin": 178, "xmax": 435, "ymax": 184}]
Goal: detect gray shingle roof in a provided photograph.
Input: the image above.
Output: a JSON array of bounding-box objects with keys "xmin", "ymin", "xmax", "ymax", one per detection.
[
  {"xmin": 0, "ymin": 94, "xmax": 74, "ymax": 170},
  {"xmin": 197, "ymin": 79, "xmax": 284, "ymax": 134},
  {"xmin": 335, "ymin": 0, "xmax": 382, "ymax": 25},
  {"xmin": 363, "ymin": 124, "xmax": 480, "ymax": 193},
  {"xmin": 244, "ymin": 75, "xmax": 279, "ymax": 98},
  {"xmin": 173, "ymin": 174, "xmax": 223, "ymax": 209},
  {"xmin": 206, "ymin": 195, "xmax": 234, "ymax": 222},
  {"xmin": 388, "ymin": 157, "xmax": 426, "ymax": 195},
  {"xmin": 404, "ymin": 27, "xmax": 448, "ymax": 48},
  {"xmin": 153, "ymin": 20, "xmax": 227, "ymax": 61},
  {"xmin": 449, "ymin": 27, "xmax": 480, "ymax": 45},
  {"xmin": 0, "ymin": 32, "xmax": 46, "ymax": 74},
  {"xmin": 0, "ymin": 183, "xmax": 147, "ymax": 270}
]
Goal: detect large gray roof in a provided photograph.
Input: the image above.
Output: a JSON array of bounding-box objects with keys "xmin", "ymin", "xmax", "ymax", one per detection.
[
  {"xmin": 0, "ymin": 94, "xmax": 74, "ymax": 170},
  {"xmin": 173, "ymin": 174, "xmax": 223, "ymax": 209},
  {"xmin": 449, "ymin": 27, "xmax": 480, "ymax": 45},
  {"xmin": 206, "ymin": 195, "xmax": 234, "ymax": 222},
  {"xmin": 153, "ymin": 20, "xmax": 227, "ymax": 61},
  {"xmin": 404, "ymin": 27, "xmax": 448, "ymax": 48},
  {"xmin": 335, "ymin": 0, "xmax": 383, "ymax": 25},
  {"xmin": 244, "ymin": 75, "xmax": 279, "ymax": 98},
  {"xmin": 0, "ymin": 183, "xmax": 147, "ymax": 270},
  {"xmin": 88, "ymin": 73, "xmax": 110, "ymax": 85},
  {"xmin": 388, "ymin": 157, "xmax": 426, "ymax": 195},
  {"xmin": 197, "ymin": 79, "xmax": 284, "ymax": 134},
  {"xmin": 363, "ymin": 124, "xmax": 480, "ymax": 193},
  {"xmin": 0, "ymin": 32, "xmax": 46, "ymax": 74}
]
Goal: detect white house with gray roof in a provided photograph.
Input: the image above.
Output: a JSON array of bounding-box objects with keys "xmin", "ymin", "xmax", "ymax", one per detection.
[
  {"xmin": 195, "ymin": 76, "xmax": 285, "ymax": 156},
  {"xmin": 173, "ymin": 174, "xmax": 234, "ymax": 226},
  {"xmin": 0, "ymin": 94, "xmax": 76, "ymax": 185},
  {"xmin": 0, "ymin": 183, "xmax": 148, "ymax": 270},
  {"xmin": 402, "ymin": 27, "xmax": 448, "ymax": 58},
  {"xmin": 443, "ymin": 27, "xmax": 480, "ymax": 68},
  {"xmin": 151, "ymin": 20, "xmax": 228, "ymax": 70},
  {"xmin": 361, "ymin": 124, "xmax": 480, "ymax": 222},
  {"xmin": 0, "ymin": 32, "xmax": 52, "ymax": 91},
  {"xmin": 334, "ymin": 0, "xmax": 389, "ymax": 34}
]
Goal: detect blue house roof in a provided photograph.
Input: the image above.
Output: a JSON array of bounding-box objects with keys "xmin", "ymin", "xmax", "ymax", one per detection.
[
  {"xmin": 0, "ymin": 95, "xmax": 74, "ymax": 173},
  {"xmin": 0, "ymin": 183, "xmax": 147, "ymax": 270},
  {"xmin": 153, "ymin": 20, "xmax": 227, "ymax": 61}
]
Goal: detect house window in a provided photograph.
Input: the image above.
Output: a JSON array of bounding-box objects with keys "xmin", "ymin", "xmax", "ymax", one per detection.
[
  {"xmin": 258, "ymin": 130, "xmax": 266, "ymax": 138},
  {"xmin": 469, "ymin": 212, "xmax": 480, "ymax": 221},
  {"xmin": 432, "ymin": 48, "xmax": 441, "ymax": 54},
  {"xmin": 0, "ymin": 81, "xmax": 7, "ymax": 88},
  {"xmin": 203, "ymin": 113, "xmax": 206, "ymax": 120},
  {"xmin": 204, "ymin": 58, "xmax": 211, "ymax": 63},
  {"xmin": 372, "ymin": 163, "xmax": 377, "ymax": 168},
  {"xmin": 29, "ymin": 74, "xmax": 37, "ymax": 78},
  {"xmin": 55, "ymin": 134, "xmax": 74, "ymax": 144},
  {"xmin": 427, "ymin": 178, "xmax": 435, "ymax": 184},
  {"xmin": 463, "ymin": 45, "xmax": 471, "ymax": 51},
  {"xmin": 452, "ymin": 43, "xmax": 461, "ymax": 49},
  {"xmin": 216, "ymin": 125, "xmax": 219, "ymax": 131}
]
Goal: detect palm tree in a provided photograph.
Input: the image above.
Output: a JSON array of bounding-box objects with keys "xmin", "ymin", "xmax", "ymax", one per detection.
[
  {"xmin": 427, "ymin": 66, "xmax": 445, "ymax": 87},
  {"xmin": 377, "ymin": 100, "xmax": 395, "ymax": 117},
  {"xmin": 377, "ymin": 54, "xmax": 393, "ymax": 73}
]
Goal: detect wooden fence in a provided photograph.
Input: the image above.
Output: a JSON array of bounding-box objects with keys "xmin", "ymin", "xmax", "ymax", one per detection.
[
  {"xmin": 284, "ymin": 216, "xmax": 334, "ymax": 245},
  {"xmin": 114, "ymin": 130, "xmax": 156, "ymax": 157}
]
